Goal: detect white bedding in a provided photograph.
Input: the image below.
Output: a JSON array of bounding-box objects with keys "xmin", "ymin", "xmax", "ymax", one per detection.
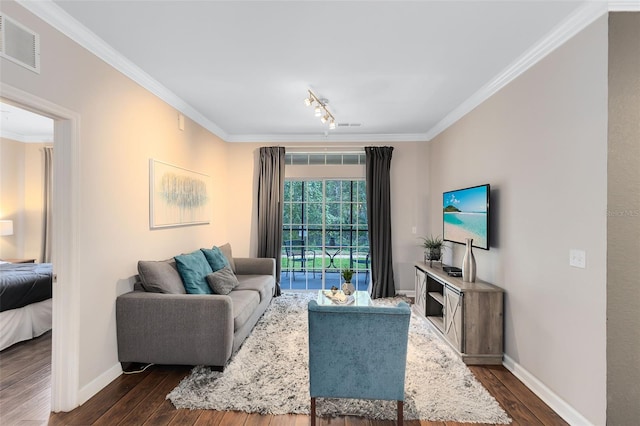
[{"xmin": 0, "ymin": 298, "xmax": 52, "ymax": 351}]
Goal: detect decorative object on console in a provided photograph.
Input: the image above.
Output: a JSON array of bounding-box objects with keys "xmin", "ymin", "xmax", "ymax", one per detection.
[
  {"xmin": 341, "ymin": 268, "xmax": 355, "ymax": 295},
  {"xmin": 462, "ymin": 238, "xmax": 476, "ymax": 282},
  {"xmin": 0, "ymin": 220, "xmax": 14, "ymax": 236},
  {"xmin": 420, "ymin": 234, "xmax": 444, "ymax": 266}
]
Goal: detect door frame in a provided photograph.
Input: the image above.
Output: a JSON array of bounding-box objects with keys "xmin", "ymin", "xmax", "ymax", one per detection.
[{"xmin": 1, "ymin": 83, "xmax": 81, "ymax": 411}]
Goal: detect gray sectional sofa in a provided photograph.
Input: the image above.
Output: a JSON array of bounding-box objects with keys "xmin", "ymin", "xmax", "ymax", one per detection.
[{"xmin": 116, "ymin": 244, "xmax": 275, "ymax": 368}]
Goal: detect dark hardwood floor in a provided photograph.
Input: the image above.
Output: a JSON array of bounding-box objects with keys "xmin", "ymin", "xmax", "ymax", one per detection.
[{"xmin": 0, "ymin": 331, "xmax": 568, "ymax": 425}]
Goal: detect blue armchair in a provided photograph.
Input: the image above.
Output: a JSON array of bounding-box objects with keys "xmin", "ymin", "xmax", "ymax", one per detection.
[{"xmin": 307, "ymin": 300, "xmax": 411, "ymax": 425}]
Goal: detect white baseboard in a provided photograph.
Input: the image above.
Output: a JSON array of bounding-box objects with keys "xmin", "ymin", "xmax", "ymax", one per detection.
[
  {"xmin": 78, "ymin": 362, "xmax": 123, "ymax": 405},
  {"xmin": 502, "ymin": 354, "xmax": 593, "ymax": 426},
  {"xmin": 397, "ymin": 290, "xmax": 415, "ymax": 298}
]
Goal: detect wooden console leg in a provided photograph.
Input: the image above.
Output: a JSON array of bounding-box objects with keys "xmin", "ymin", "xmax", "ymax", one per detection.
[
  {"xmin": 310, "ymin": 397, "xmax": 316, "ymax": 426},
  {"xmin": 397, "ymin": 400, "xmax": 403, "ymax": 425}
]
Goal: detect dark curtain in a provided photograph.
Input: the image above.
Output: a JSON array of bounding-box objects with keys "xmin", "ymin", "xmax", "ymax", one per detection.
[
  {"xmin": 257, "ymin": 146, "xmax": 285, "ymax": 296},
  {"xmin": 365, "ymin": 146, "xmax": 395, "ymax": 298}
]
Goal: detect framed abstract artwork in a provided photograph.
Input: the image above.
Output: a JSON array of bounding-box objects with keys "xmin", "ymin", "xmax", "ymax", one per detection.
[{"xmin": 149, "ymin": 159, "xmax": 211, "ymax": 228}]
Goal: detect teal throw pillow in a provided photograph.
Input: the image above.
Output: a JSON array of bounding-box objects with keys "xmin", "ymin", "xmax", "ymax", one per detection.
[
  {"xmin": 174, "ymin": 250, "xmax": 213, "ymax": 294},
  {"xmin": 201, "ymin": 247, "xmax": 230, "ymax": 272},
  {"xmin": 206, "ymin": 266, "xmax": 239, "ymax": 295}
]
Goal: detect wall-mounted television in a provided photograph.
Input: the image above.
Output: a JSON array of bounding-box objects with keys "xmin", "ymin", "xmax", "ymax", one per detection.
[{"xmin": 443, "ymin": 184, "xmax": 490, "ymax": 250}]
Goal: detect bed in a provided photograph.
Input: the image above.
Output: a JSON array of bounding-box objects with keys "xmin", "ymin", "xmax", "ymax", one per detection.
[{"xmin": 0, "ymin": 262, "xmax": 53, "ymax": 351}]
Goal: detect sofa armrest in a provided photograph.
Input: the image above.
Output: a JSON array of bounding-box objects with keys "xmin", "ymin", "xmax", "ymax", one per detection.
[
  {"xmin": 116, "ymin": 291, "xmax": 234, "ymax": 366},
  {"xmin": 234, "ymin": 257, "xmax": 275, "ymax": 277}
]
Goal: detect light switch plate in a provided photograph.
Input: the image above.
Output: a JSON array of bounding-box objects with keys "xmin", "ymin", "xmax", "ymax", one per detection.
[{"xmin": 569, "ymin": 249, "xmax": 586, "ymax": 268}]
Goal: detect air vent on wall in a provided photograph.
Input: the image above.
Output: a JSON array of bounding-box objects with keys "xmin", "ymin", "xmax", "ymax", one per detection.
[{"xmin": 0, "ymin": 14, "xmax": 40, "ymax": 74}]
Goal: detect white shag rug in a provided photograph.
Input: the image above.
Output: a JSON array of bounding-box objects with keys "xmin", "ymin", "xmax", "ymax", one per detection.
[{"xmin": 167, "ymin": 292, "xmax": 511, "ymax": 423}]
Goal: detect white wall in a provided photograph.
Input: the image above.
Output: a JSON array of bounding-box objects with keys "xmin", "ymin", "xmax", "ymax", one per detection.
[
  {"xmin": 0, "ymin": 0, "xmax": 229, "ymax": 394},
  {"xmin": 0, "ymin": 137, "xmax": 51, "ymax": 261},
  {"xmin": 422, "ymin": 16, "xmax": 608, "ymax": 425}
]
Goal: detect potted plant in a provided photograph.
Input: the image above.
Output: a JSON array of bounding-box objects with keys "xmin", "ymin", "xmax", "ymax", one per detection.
[
  {"xmin": 341, "ymin": 268, "xmax": 355, "ymax": 295},
  {"xmin": 420, "ymin": 235, "xmax": 445, "ymax": 265}
]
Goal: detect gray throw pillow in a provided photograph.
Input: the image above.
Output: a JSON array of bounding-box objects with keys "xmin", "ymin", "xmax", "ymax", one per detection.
[
  {"xmin": 137, "ymin": 259, "xmax": 186, "ymax": 294},
  {"xmin": 218, "ymin": 243, "xmax": 236, "ymax": 273},
  {"xmin": 206, "ymin": 266, "xmax": 239, "ymax": 295}
]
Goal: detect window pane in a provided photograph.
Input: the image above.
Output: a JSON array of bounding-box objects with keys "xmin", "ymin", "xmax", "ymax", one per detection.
[
  {"xmin": 291, "ymin": 154, "xmax": 308, "ymax": 165},
  {"xmin": 325, "ymin": 202, "xmax": 341, "ymax": 225},
  {"xmin": 306, "ymin": 181, "xmax": 323, "ymax": 202},
  {"xmin": 341, "ymin": 181, "xmax": 352, "ymax": 202},
  {"xmin": 290, "ymin": 203, "xmax": 302, "ymax": 224},
  {"xmin": 290, "ymin": 181, "xmax": 303, "ymax": 202},
  {"xmin": 309, "ymin": 155, "xmax": 325, "ymax": 165},
  {"xmin": 343, "ymin": 154, "xmax": 359, "ymax": 165},
  {"xmin": 325, "ymin": 181, "xmax": 341, "ymax": 201},
  {"xmin": 356, "ymin": 181, "xmax": 367, "ymax": 202},
  {"xmin": 306, "ymin": 203, "xmax": 323, "ymax": 225}
]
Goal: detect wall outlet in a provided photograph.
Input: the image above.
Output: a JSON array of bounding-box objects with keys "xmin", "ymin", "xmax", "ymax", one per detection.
[
  {"xmin": 411, "ymin": 226, "xmax": 417, "ymax": 234},
  {"xmin": 569, "ymin": 249, "xmax": 586, "ymax": 268}
]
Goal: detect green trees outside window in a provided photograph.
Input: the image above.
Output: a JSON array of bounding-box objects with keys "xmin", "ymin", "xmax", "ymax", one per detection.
[{"xmin": 281, "ymin": 179, "xmax": 369, "ymax": 290}]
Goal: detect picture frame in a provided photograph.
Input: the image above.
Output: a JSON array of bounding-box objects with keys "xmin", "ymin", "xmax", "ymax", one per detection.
[{"xmin": 149, "ymin": 159, "xmax": 211, "ymax": 229}]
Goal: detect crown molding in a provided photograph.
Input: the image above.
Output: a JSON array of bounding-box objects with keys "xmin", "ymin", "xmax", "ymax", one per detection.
[
  {"xmin": 608, "ymin": 0, "xmax": 640, "ymax": 11},
  {"xmin": 16, "ymin": 0, "xmax": 229, "ymax": 141},
  {"xmin": 225, "ymin": 132, "xmax": 429, "ymax": 143},
  {"xmin": 424, "ymin": 0, "xmax": 609, "ymax": 141}
]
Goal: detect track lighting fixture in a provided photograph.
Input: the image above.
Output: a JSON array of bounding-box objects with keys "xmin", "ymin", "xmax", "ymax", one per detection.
[{"xmin": 304, "ymin": 89, "xmax": 336, "ymax": 129}]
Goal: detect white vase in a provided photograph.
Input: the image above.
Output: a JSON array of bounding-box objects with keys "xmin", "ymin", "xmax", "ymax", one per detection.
[
  {"xmin": 462, "ymin": 238, "xmax": 476, "ymax": 282},
  {"xmin": 342, "ymin": 282, "xmax": 355, "ymax": 295}
]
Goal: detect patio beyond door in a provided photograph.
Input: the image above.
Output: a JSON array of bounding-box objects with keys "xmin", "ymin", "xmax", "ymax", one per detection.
[{"xmin": 281, "ymin": 179, "xmax": 369, "ymax": 291}]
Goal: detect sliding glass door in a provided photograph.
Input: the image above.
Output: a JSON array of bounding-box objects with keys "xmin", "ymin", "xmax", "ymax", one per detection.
[{"xmin": 281, "ymin": 179, "xmax": 369, "ymax": 291}]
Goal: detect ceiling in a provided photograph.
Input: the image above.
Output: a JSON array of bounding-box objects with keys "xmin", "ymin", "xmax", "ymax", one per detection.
[
  {"xmin": 0, "ymin": 102, "xmax": 54, "ymax": 143},
  {"xmin": 12, "ymin": 1, "xmax": 604, "ymax": 143}
]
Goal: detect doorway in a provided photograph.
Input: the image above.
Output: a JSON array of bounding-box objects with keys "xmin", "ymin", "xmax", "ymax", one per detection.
[
  {"xmin": 281, "ymin": 179, "xmax": 369, "ymax": 291},
  {"xmin": 1, "ymin": 83, "xmax": 81, "ymax": 413}
]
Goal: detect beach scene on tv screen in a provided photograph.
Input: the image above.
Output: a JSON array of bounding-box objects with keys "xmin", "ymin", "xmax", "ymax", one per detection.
[{"xmin": 443, "ymin": 186, "xmax": 488, "ymax": 249}]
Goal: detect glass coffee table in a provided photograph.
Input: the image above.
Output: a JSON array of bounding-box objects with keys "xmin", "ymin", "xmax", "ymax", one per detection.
[{"xmin": 317, "ymin": 290, "xmax": 373, "ymax": 306}]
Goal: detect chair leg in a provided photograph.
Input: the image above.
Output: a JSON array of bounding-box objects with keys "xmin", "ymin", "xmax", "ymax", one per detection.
[
  {"xmin": 397, "ymin": 400, "xmax": 403, "ymax": 425},
  {"xmin": 310, "ymin": 397, "xmax": 316, "ymax": 426}
]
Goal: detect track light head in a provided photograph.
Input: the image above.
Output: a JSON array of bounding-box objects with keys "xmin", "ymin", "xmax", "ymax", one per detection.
[{"xmin": 305, "ymin": 89, "xmax": 336, "ymax": 130}]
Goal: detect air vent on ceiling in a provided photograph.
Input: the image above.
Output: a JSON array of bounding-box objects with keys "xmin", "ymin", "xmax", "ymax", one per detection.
[
  {"xmin": 0, "ymin": 14, "xmax": 40, "ymax": 74},
  {"xmin": 337, "ymin": 123, "xmax": 362, "ymax": 127}
]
